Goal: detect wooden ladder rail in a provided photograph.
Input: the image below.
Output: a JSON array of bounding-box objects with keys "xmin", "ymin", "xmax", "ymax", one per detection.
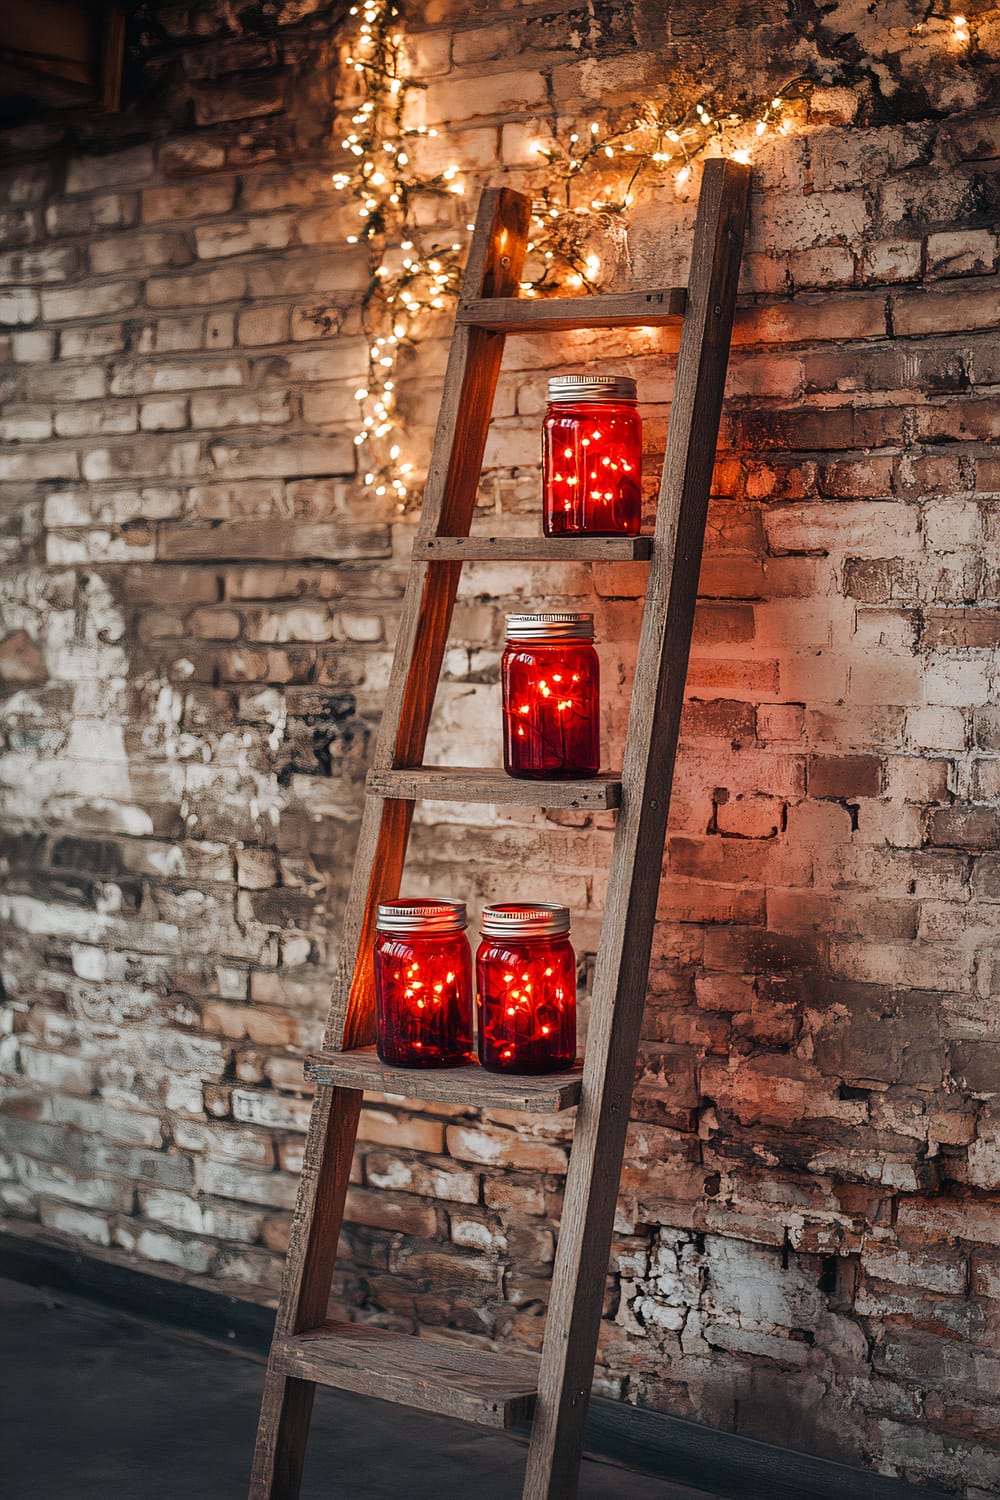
[
  {"xmin": 248, "ymin": 160, "xmax": 750, "ymax": 1500},
  {"xmin": 522, "ymin": 158, "xmax": 750, "ymax": 1499},
  {"xmin": 249, "ymin": 184, "xmax": 531, "ymax": 1500}
]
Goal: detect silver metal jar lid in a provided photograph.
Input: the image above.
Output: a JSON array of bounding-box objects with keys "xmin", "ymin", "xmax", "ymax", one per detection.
[
  {"xmin": 480, "ymin": 903, "xmax": 571, "ymax": 938},
  {"xmin": 506, "ymin": 612, "xmax": 594, "ymax": 642},
  {"xmin": 376, "ymin": 898, "xmax": 467, "ymax": 935},
  {"xmin": 547, "ymin": 374, "xmax": 637, "ymax": 403}
]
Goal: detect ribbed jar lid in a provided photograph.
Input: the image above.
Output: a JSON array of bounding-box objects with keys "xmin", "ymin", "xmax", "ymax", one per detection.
[
  {"xmin": 376, "ymin": 898, "xmax": 467, "ymax": 935},
  {"xmin": 480, "ymin": 902, "xmax": 571, "ymax": 938},
  {"xmin": 548, "ymin": 374, "xmax": 636, "ymax": 403},
  {"xmin": 506, "ymin": 612, "xmax": 594, "ymax": 642}
]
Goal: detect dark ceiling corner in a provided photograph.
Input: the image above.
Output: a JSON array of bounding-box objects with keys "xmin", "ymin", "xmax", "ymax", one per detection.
[{"xmin": 0, "ymin": 0, "xmax": 126, "ymax": 122}]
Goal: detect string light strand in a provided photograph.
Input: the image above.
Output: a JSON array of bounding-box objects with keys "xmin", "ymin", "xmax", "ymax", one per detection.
[{"xmin": 332, "ymin": 1, "xmax": 983, "ymax": 505}]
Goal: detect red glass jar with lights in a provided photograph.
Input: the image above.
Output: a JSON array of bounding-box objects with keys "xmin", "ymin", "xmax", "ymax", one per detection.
[
  {"xmin": 543, "ymin": 374, "xmax": 642, "ymax": 537},
  {"xmin": 502, "ymin": 613, "xmax": 600, "ymax": 780},
  {"xmin": 374, "ymin": 899, "xmax": 473, "ymax": 1068},
  {"xmin": 476, "ymin": 903, "xmax": 577, "ymax": 1074}
]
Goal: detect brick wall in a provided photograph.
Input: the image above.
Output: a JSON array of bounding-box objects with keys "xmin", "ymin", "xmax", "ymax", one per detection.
[{"xmin": 2, "ymin": 1, "xmax": 1000, "ymax": 1492}]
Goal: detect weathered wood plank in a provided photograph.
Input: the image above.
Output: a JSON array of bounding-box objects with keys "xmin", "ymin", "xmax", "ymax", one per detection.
[
  {"xmin": 521, "ymin": 159, "xmax": 751, "ymax": 1500},
  {"xmin": 274, "ymin": 1322, "xmax": 539, "ymax": 1429},
  {"xmin": 414, "ymin": 536, "xmax": 652, "ymax": 562},
  {"xmin": 249, "ymin": 187, "xmax": 531, "ymax": 1500},
  {"xmin": 457, "ymin": 287, "xmax": 686, "ymax": 331},
  {"xmin": 328, "ymin": 187, "xmax": 532, "ymax": 1055},
  {"xmin": 248, "ymin": 1085, "xmax": 362, "ymax": 1499},
  {"xmin": 365, "ymin": 766, "xmax": 622, "ymax": 809},
  {"xmin": 305, "ymin": 1046, "xmax": 583, "ymax": 1112},
  {"xmin": 251, "ymin": 166, "xmax": 750, "ymax": 1500}
]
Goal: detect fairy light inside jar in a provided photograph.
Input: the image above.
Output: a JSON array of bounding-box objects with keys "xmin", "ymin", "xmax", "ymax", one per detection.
[
  {"xmin": 476, "ymin": 904, "xmax": 577, "ymax": 1074},
  {"xmin": 502, "ymin": 614, "xmax": 600, "ymax": 780},
  {"xmin": 543, "ymin": 375, "xmax": 642, "ymax": 537},
  {"xmin": 374, "ymin": 899, "xmax": 473, "ymax": 1068}
]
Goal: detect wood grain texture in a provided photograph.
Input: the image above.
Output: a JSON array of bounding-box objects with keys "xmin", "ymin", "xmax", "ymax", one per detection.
[
  {"xmin": 521, "ymin": 159, "xmax": 751, "ymax": 1500},
  {"xmin": 365, "ymin": 766, "xmax": 622, "ymax": 808},
  {"xmin": 248, "ymin": 1085, "xmax": 362, "ymax": 1499},
  {"xmin": 249, "ymin": 188, "xmax": 532, "ymax": 1500},
  {"xmin": 328, "ymin": 187, "xmax": 532, "ymax": 1054},
  {"xmin": 414, "ymin": 536, "xmax": 652, "ymax": 561},
  {"xmin": 457, "ymin": 287, "xmax": 685, "ymax": 330},
  {"xmin": 304, "ymin": 1046, "xmax": 583, "ymax": 1111},
  {"xmin": 274, "ymin": 1321, "xmax": 539, "ymax": 1428},
  {"xmin": 251, "ymin": 166, "xmax": 750, "ymax": 1500}
]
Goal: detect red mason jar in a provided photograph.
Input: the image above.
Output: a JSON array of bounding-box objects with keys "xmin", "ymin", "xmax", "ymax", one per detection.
[
  {"xmin": 502, "ymin": 613, "xmax": 600, "ymax": 780},
  {"xmin": 477, "ymin": 903, "xmax": 577, "ymax": 1074},
  {"xmin": 543, "ymin": 374, "xmax": 642, "ymax": 537},
  {"xmin": 374, "ymin": 899, "xmax": 473, "ymax": 1068}
]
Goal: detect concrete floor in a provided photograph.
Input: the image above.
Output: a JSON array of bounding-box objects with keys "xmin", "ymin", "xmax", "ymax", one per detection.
[{"xmin": 0, "ymin": 1278, "xmax": 722, "ymax": 1500}]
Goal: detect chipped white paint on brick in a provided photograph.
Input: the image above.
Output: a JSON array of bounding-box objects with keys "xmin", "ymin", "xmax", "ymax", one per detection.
[{"xmin": 0, "ymin": 2, "xmax": 998, "ymax": 1489}]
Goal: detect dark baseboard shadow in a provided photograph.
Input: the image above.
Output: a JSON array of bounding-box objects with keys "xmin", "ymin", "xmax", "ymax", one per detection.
[{"xmin": 0, "ymin": 1229, "xmax": 951, "ymax": 1500}]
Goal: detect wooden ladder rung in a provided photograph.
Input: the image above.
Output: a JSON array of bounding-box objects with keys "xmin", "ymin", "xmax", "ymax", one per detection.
[
  {"xmin": 250, "ymin": 168, "xmax": 752, "ymax": 1500},
  {"xmin": 366, "ymin": 767, "xmax": 622, "ymax": 808},
  {"xmin": 456, "ymin": 287, "xmax": 686, "ymax": 332},
  {"xmin": 305, "ymin": 1045, "xmax": 583, "ymax": 1111},
  {"xmin": 273, "ymin": 1321, "xmax": 539, "ymax": 1429},
  {"xmin": 415, "ymin": 536, "xmax": 652, "ymax": 562}
]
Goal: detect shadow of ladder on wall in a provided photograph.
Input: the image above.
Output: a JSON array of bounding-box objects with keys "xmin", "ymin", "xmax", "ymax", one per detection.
[{"xmin": 249, "ymin": 159, "xmax": 751, "ymax": 1500}]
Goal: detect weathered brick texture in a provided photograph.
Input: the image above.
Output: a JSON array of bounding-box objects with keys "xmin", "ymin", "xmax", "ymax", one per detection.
[{"xmin": 2, "ymin": 0, "xmax": 1000, "ymax": 1493}]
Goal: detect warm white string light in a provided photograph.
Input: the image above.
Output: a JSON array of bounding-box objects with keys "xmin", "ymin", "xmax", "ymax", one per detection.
[{"xmin": 333, "ymin": 0, "xmax": 982, "ymax": 506}]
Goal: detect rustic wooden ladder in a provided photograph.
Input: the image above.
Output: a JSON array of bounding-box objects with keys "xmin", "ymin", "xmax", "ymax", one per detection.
[{"xmin": 249, "ymin": 158, "xmax": 750, "ymax": 1500}]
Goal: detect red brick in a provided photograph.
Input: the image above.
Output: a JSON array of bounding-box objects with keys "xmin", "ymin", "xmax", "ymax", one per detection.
[
  {"xmin": 926, "ymin": 805, "xmax": 1000, "ymax": 851},
  {"xmin": 808, "ymin": 754, "xmax": 883, "ymax": 799},
  {"xmin": 2, "ymin": 14, "xmax": 999, "ymax": 1495}
]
